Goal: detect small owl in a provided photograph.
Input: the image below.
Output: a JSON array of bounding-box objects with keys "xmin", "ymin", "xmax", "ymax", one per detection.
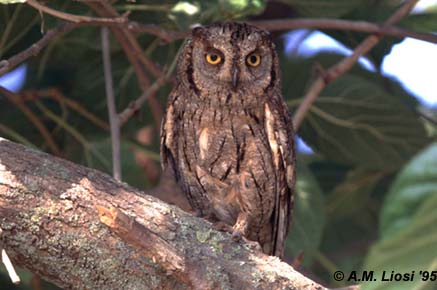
[{"xmin": 161, "ymin": 22, "xmax": 295, "ymax": 258}]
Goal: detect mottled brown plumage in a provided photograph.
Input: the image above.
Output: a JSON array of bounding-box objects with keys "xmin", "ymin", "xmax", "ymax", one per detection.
[{"xmin": 161, "ymin": 22, "xmax": 295, "ymax": 258}]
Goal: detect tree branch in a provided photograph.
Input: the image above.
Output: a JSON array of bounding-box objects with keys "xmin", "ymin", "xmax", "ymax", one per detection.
[
  {"xmin": 21, "ymin": 88, "xmax": 109, "ymax": 131},
  {"xmin": 0, "ymin": 234, "xmax": 20, "ymax": 285},
  {"xmin": 87, "ymin": 2, "xmax": 164, "ymax": 128},
  {"xmin": 24, "ymin": 0, "xmax": 437, "ymax": 45},
  {"xmin": 126, "ymin": 22, "xmax": 188, "ymax": 42},
  {"xmin": 249, "ymin": 18, "xmax": 437, "ymax": 44},
  {"xmin": 118, "ymin": 75, "xmax": 167, "ymax": 126},
  {"xmin": 3, "ymin": 13, "xmax": 436, "ymax": 82},
  {"xmin": 0, "ymin": 137, "xmax": 329, "ymax": 290},
  {"xmin": 115, "ymin": 18, "xmax": 437, "ymax": 44},
  {"xmin": 101, "ymin": 27, "xmax": 122, "ymax": 181},
  {"xmin": 0, "ymin": 86, "xmax": 62, "ymax": 156},
  {"xmin": 292, "ymin": 0, "xmax": 421, "ymax": 129},
  {"xmin": 0, "ymin": 22, "xmax": 75, "ymax": 77},
  {"xmin": 26, "ymin": 0, "xmax": 127, "ymax": 24}
]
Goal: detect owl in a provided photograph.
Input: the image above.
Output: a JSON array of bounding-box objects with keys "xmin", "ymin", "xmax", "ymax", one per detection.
[{"xmin": 161, "ymin": 22, "xmax": 295, "ymax": 258}]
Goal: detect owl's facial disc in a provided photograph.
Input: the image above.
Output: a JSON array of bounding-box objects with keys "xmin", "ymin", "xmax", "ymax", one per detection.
[
  {"xmin": 192, "ymin": 44, "xmax": 272, "ymax": 90},
  {"xmin": 191, "ymin": 43, "xmax": 233, "ymax": 87},
  {"xmin": 190, "ymin": 24, "xmax": 276, "ymax": 93}
]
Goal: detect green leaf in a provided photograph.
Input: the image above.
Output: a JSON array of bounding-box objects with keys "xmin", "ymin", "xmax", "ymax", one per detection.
[
  {"xmin": 361, "ymin": 143, "xmax": 437, "ymax": 290},
  {"xmin": 317, "ymin": 168, "xmax": 392, "ymax": 280},
  {"xmin": 308, "ymin": 159, "xmax": 352, "ymax": 194},
  {"xmin": 0, "ymin": 0, "xmax": 26, "ymax": 3},
  {"xmin": 286, "ymin": 162, "xmax": 325, "ymax": 264},
  {"xmin": 168, "ymin": 0, "xmax": 266, "ymax": 28},
  {"xmin": 277, "ymin": 0, "xmax": 364, "ymax": 18},
  {"xmin": 281, "ymin": 54, "xmax": 427, "ymax": 170},
  {"xmin": 326, "ymin": 168, "xmax": 385, "ymax": 221},
  {"xmin": 380, "ymin": 143, "xmax": 437, "ymax": 239},
  {"xmin": 400, "ymin": 13, "xmax": 437, "ymax": 33},
  {"xmin": 297, "ymin": 74, "xmax": 429, "ymax": 170},
  {"xmin": 171, "ymin": 1, "xmax": 200, "ymax": 15},
  {"xmin": 362, "ymin": 196, "xmax": 437, "ymax": 290}
]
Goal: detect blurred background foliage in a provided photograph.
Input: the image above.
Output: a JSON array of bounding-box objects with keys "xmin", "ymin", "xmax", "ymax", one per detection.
[{"xmin": 0, "ymin": 0, "xmax": 436, "ymax": 289}]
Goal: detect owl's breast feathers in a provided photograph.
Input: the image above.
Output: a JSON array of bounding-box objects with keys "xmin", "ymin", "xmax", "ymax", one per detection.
[{"xmin": 161, "ymin": 90, "xmax": 295, "ymax": 258}]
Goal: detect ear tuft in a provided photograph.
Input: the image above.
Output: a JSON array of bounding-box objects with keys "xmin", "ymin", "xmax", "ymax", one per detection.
[{"xmin": 192, "ymin": 26, "xmax": 205, "ymax": 39}]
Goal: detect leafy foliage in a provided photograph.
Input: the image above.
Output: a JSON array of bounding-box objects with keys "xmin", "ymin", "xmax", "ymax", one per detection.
[
  {"xmin": 0, "ymin": 0, "xmax": 436, "ymax": 289},
  {"xmin": 283, "ymin": 54, "xmax": 429, "ymax": 169},
  {"xmin": 277, "ymin": 0, "xmax": 364, "ymax": 18},
  {"xmin": 287, "ymin": 161, "xmax": 325, "ymax": 265},
  {"xmin": 380, "ymin": 144, "xmax": 437, "ymax": 239},
  {"xmin": 362, "ymin": 144, "xmax": 437, "ymax": 290}
]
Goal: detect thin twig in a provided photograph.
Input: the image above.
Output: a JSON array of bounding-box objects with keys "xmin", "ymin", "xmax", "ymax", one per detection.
[
  {"xmin": 34, "ymin": 101, "xmax": 111, "ymax": 170},
  {"xmin": 42, "ymin": 89, "xmax": 109, "ymax": 130},
  {"xmin": 333, "ymin": 286, "xmax": 360, "ymax": 290},
  {"xmin": 127, "ymin": 22, "xmax": 188, "ymax": 42},
  {"xmin": 95, "ymin": 2, "xmax": 163, "ymax": 79},
  {"xmin": 53, "ymin": 17, "xmax": 437, "ymax": 44},
  {"xmin": 0, "ymin": 123, "xmax": 36, "ymax": 148},
  {"xmin": 0, "ymin": 229, "xmax": 20, "ymax": 285},
  {"xmin": 0, "ymin": 22, "xmax": 75, "ymax": 76},
  {"xmin": 2, "ymin": 15, "xmax": 436, "ymax": 83},
  {"xmin": 118, "ymin": 76, "xmax": 166, "ymax": 126},
  {"xmin": 26, "ymin": 0, "xmax": 127, "ymax": 24},
  {"xmin": 127, "ymin": 18, "xmax": 437, "ymax": 44},
  {"xmin": 87, "ymin": 2, "xmax": 164, "ymax": 127},
  {"xmin": 292, "ymin": 0, "xmax": 421, "ymax": 129},
  {"xmin": 1, "ymin": 249, "xmax": 20, "ymax": 284},
  {"xmin": 101, "ymin": 27, "xmax": 122, "ymax": 181},
  {"xmin": 23, "ymin": 0, "xmax": 437, "ymax": 45},
  {"xmin": 249, "ymin": 18, "xmax": 437, "ymax": 44},
  {"xmin": 0, "ymin": 86, "xmax": 62, "ymax": 156},
  {"xmin": 2, "ymin": 1, "xmax": 430, "ymax": 133},
  {"xmin": 21, "ymin": 88, "xmax": 109, "ymax": 130},
  {"xmin": 30, "ymin": 275, "xmax": 43, "ymax": 290}
]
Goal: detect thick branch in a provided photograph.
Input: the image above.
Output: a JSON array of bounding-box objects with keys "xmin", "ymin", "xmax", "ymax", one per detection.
[{"xmin": 0, "ymin": 138, "xmax": 328, "ymax": 290}]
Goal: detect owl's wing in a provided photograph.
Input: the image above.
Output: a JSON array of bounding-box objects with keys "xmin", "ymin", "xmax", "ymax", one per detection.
[
  {"xmin": 160, "ymin": 92, "xmax": 179, "ymax": 181},
  {"xmin": 265, "ymin": 96, "xmax": 296, "ymax": 258}
]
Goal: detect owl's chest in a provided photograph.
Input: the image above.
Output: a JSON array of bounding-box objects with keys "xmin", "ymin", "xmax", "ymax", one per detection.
[{"xmin": 179, "ymin": 105, "xmax": 271, "ymax": 179}]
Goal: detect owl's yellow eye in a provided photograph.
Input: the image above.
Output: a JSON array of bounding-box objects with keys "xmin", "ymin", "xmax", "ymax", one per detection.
[
  {"xmin": 246, "ymin": 53, "xmax": 261, "ymax": 67},
  {"xmin": 206, "ymin": 53, "xmax": 222, "ymax": 65}
]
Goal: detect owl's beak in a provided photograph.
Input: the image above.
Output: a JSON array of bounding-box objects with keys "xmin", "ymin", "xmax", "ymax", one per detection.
[{"xmin": 232, "ymin": 66, "xmax": 239, "ymax": 89}]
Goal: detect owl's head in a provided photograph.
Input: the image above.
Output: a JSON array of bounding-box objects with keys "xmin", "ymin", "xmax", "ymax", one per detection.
[{"xmin": 178, "ymin": 22, "xmax": 279, "ymax": 97}]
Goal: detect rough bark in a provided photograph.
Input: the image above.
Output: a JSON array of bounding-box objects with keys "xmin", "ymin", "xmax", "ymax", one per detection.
[{"xmin": 0, "ymin": 138, "xmax": 326, "ymax": 290}]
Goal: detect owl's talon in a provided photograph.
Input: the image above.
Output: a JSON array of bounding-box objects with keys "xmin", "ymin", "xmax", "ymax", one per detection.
[
  {"xmin": 231, "ymin": 229, "xmax": 242, "ymax": 241},
  {"xmin": 193, "ymin": 209, "xmax": 203, "ymax": 218},
  {"xmin": 212, "ymin": 221, "xmax": 233, "ymax": 233}
]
